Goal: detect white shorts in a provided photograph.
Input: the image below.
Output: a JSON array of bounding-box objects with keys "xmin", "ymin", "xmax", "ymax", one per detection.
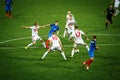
[
  {"xmin": 50, "ymin": 45, "xmax": 61, "ymax": 51},
  {"xmin": 114, "ymin": 3, "xmax": 120, "ymax": 7},
  {"xmin": 73, "ymin": 40, "xmax": 86, "ymax": 48},
  {"xmin": 67, "ymin": 27, "xmax": 74, "ymax": 34},
  {"xmin": 32, "ymin": 35, "xmax": 42, "ymax": 42}
]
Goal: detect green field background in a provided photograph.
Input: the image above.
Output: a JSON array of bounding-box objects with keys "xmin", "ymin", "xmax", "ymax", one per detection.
[{"xmin": 0, "ymin": 0, "xmax": 120, "ymax": 80}]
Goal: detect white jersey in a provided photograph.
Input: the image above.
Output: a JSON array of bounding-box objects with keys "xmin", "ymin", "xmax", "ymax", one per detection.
[
  {"xmin": 48, "ymin": 35, "xmax": 60, "ymax": 47},
  {"xmin": 114, "ymin": 0, "xmax": 120, "ymax": 7},
  {"xmin": 115, "ymin": 0, "xmax": 120, "ymax": 4},
  {"xmin": 66, "ymin": 14, "xmax": 76, "ymax": 23},
  {"xmin": 29, "ymin": 26, "xmax": 40, "ymax": 36},
  {"xmin": 71, "ymin": 29, "xmax": 85, "ymax": 43}
]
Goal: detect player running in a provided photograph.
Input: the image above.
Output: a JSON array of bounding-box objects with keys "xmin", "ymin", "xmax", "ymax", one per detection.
[
  {"xmin": 63, "ymin": 11, "xmax": 76, "ymax": 38},
  {"xmin": 104, "ymin": 5, "xmax": 115, "ymax": 29},
  {"xmin": 21, "ymin": 22, "xmax": 46, "ymax": 49},
  {"xmin": 70, "ymin": 26, "xmax": 89, "ymax": 57},
  {"xmin": 45, "ymin": 21, "xmax": 60, "ymax": 49},
  {"xmin": 41, "ymin": 32, "xmax": 67, "ymax": 60},
  {"xmin": 5, "ymin": 0, "xmax": 13, "ymax": 18},
  {"xmin": 82, "ymin": 35, "xmax": 98, "ymax": 70}
]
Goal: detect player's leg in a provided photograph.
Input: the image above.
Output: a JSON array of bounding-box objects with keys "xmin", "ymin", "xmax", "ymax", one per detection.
[
  {"xmin": 46, "ymin": 33, "xmax": 52, "ymax": 49},
  {"xmin": 82, "ymin": 42, "xmax": 89, "ymax": 51},
  {"xmin": 114, "ymin": 4, "xmax": 119, "ymax": 16},
  {"xmin": 41, "ymin": 49, "xmax": 51, "ymax": 59},
  {"xmin": 25, "ymin": 37, "xmax": 36, "ymax": 49},
  {"xmin": 8, "ymin": 6, "xmax": 12, "ymax": 18},
  {"xmin": 63, "ymin": 28, "xmax": 68, "ymax": 38},
  {"xmin": 5, "ymin": 6, "xmax": 9, "ymax": 17},
  {"xmin": 58, "ymin": 47, "xmax": 67, "ymax": 60},
  {"xmin": 83, "ymin": 51, "xmax": 94, "ymax": 70},
  {"xmin": 105, "ymin": 18, "xmax": 109, "ymax": 29},
  {"xmin": 70, "ymin": 43, "xmax": 77, "ymax": 57},
  {"xmin": 38, "ymin": 36, "xmax": 46, "ymax": 48}
]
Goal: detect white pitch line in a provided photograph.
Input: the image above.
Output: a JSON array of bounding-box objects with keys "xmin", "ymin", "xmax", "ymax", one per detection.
[
  {"xmin": 0, "ymin": 37, "xmax": 31, "ymax": 44},
  {"xmin": 0, "ymin": 34, "xmax": 120, "ymax": 44},
  {"xmin": 0, "ymin": 43, "xmax": 120, "ymax": 49}
]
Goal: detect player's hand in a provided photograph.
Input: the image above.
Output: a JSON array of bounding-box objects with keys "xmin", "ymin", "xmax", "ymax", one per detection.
[
  {"xmin": 86, "ymin": 38, "xmax": 89, "ymax": 41},
  {"xmin": 95, "ymin": 46, "xmax": 99, "ymax": 50}
]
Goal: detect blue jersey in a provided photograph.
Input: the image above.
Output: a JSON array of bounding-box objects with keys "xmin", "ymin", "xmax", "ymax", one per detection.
[
  {"xmin": 88, "ymin": 39, "xmax": 96, "ymax": 58},
  {"xmin": 48, "ymin": 24, "xmax": 59, "ymax": 38},
  {"xmin": 89, "ymin": 39, "xmax": 96, "ymax": 52},
  {"xmin": 5, "ymin": 0, "xmax": 12, "ymax": 6}
]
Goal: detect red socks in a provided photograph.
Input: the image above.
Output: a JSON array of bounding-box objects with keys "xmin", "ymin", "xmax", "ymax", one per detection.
[
  {"xmin": 46, "ymin": 39, "xmax": 50, "ymax": 49},
  {"xmin": 85, "ymin": 59, "xmax": 93, "ymax": 67}
]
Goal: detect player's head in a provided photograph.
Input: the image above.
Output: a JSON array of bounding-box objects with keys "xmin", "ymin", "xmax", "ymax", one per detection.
[
  {"xmin": 75, "ymin": 26, "xmax": 78, "ymax": 30},
  {"xmin": 93, "ymin": 35, "xmax": 96, "ymax": 40},
  {"xmin": 34, "ymin": 22, "xmax": 38, "ymax": 27},
  {"xmin": 55, "ymin": 21, "xmax": 59, "ymax": 26},
  {"xmin": 109, "ymin": 5, "xmax": 113, "ymax": 9},
  {"xmin": 68, "ymin": 10, "xmax": 71, "ymax": 15},
  {"xmin": 52, "ymin": 32, "xmax": 55, "ymax": 35}
]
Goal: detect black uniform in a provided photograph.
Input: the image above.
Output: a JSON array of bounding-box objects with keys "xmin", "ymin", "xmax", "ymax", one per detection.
[{"xmin": 106, "ymin": 7, "xmax": 115, "ymax": 24}]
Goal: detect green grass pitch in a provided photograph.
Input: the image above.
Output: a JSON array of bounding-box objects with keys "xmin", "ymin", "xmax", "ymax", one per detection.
[{"xmin": 0, "ymin": 0, "xmax": 120, "ymax": 80}]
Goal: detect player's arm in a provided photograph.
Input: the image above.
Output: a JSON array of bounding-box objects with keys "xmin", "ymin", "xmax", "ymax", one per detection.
[
  {"xmin": 83, "ymin": 34, "xmax": 89, "ymax": 41},
  {"xmin": 20, "ymin": 26, "xmax": 29, "ymax": 29},
  {"xmin": 42, "ymin": 24, "xmax": 50, "ymax": 28},
  {"xmin": 81, "ymin": 31, "xmax": 89, "ymax": 40}
]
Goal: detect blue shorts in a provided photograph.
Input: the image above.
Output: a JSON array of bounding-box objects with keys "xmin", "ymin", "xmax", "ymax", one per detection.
[
  {"xmin": 6, "ymin": 5, "xmax": 12, "ymax": 11},
  {"xmin": 88, "ymin": 51, "xmax": 94, "ymax": 58}
]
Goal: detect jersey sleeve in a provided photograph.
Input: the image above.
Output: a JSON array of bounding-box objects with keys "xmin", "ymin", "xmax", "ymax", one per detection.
[
  {"xmin": 80, "ymin": 30, "xmax": 85, "ymax": 35},
  {"xmin": 29, "ymin": 26, "xmax": 34, "ymax": 29}
]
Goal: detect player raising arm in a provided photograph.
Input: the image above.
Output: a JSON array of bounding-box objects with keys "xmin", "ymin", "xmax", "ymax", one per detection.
[
  {"xmin": 41, "ymin": 32, "xmax": 67, "ymax": 60},
  {"xmin": 21, "ymin": 22, "xmax": 47, "ymax": 49},
  {"xmin": 45, "ymin": 21, "xmax": 60, "ymax": 49},
  {"xmin": 70, "ymin": 26, "xmax": 89, "ymax": 57}
]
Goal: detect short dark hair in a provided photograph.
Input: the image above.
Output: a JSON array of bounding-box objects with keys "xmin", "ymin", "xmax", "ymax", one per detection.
[
  {"xmin": 55, "ymin": 21, "xmax": 59, "ymax": 23},
  {"xmin": 34, "ymin": 22, "xmax": 38, "ymax": 25},
  {"xmin": 93, "ymin": 35, "xmax": 96, "ymax": 39},
  {"xmin": 75, "ymin": 26, "xmax": 78, "ymax": 29}
]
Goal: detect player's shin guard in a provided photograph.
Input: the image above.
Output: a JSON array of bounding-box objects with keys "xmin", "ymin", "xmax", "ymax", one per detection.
[
  {"xmin": 41, "ymin": 51, "xmax": 49, "ymax": 59},
  {"xmin": 63, "ymin": 30, "xmax": 66, "ymax": 38},
  {"xmin": 6, "ymin": 11, "xmax": 9, "ymax": 17},
  {"xmin": 71, "ymin": 49, "xmax": 75, "ymax": 57},
  {"xmin": 46, "ymin": 40, "xmax": 50, "ymax": 49},
  {"xmin": 86, "ymin": 45, "xmax": 89, "ymax": 51},
  {"xmin": 87, "ymin": 60, "xmax": 93, "ymax": 67},
  {"xmin": 27, "ymin": 43, "xmax": 33, "ymax": 47},
  {"xmin": 61, "ymin": 52, "xmax": 67, "ymax": 60},
  {"xmin": 42, "ymin": 42, "xmax": 46, "ymax": 48}
]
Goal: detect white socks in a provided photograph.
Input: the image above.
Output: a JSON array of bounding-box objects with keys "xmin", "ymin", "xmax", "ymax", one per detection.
[
  {"xmin": 61, "ymin": 52, "xmax": 67, "ymax": 60},
  {"xmin": 63, "ymin": 30, "xmax": 66, "ymax": 38},
  {"xmin": 41, "ymin": 51, "xmax": 48, "ymax": 59},
  {"xmin": 27, "ymin": 43, "xmax": 33, "ymax": 47},
  {"xmin": 71, "ymin": 49, "xmax": 74, "ymax": 57},
  {"xmin": 86, "ymin": 45, "xmax": 90, "ymax": 51},
  {"xmin": 42, "ymin": 42, "xmax": 46, "ymax": 48}
]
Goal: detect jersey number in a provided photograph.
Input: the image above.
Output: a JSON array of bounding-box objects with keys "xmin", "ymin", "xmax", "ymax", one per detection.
[
  {"xmin": 75, "ymin": 31, "xmax": 80, "ymax": 37},
  {"xmin": 52, "ymin": 36, "xmax": 58, "ymax": 40}
]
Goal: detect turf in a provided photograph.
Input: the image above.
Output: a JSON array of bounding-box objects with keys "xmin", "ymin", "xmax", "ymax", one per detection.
[{"xmin": 0, "ymin": 0, "xmax": 120, "ymax": 80}]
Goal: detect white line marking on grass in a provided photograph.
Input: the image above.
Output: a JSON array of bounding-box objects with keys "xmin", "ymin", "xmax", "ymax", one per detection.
[
  {"xmin": 0, "ymin": 34, "xmax": 120, "ymax": 44},
  {"xmin": 0, "ymin": 37, "xmax": 31, "ymax": 44},
  {"xmin": 0, "ymin": 43, "xmax": 120, "ymax": 49},
  {"xmin": 88, "ymin": 34, "xmax": 120, "ymax": 36}
]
